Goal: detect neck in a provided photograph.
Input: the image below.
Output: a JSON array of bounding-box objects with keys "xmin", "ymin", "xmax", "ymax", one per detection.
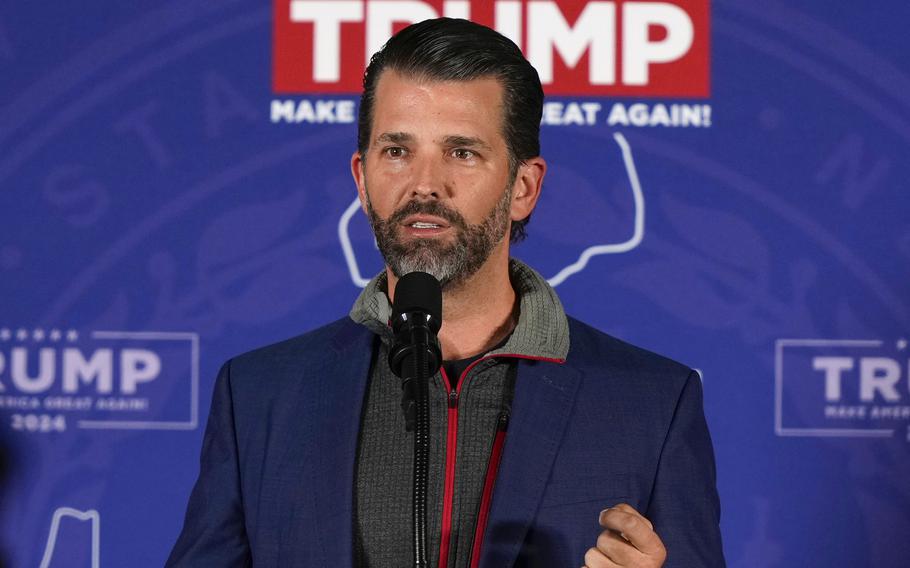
[{"xmin": 386, "ymin": 245, "xmax": 517, "ymax": 360}]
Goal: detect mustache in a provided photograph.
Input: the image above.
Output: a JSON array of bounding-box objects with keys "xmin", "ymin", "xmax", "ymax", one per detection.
[{"xmin": 386, "ymin": 200, "xmax": 467, "ymax": 229}]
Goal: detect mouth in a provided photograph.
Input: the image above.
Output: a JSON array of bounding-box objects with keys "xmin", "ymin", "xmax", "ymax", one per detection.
[{"xmin": 400, "ymin": 215, "xmax": 451, "ymax": 236}]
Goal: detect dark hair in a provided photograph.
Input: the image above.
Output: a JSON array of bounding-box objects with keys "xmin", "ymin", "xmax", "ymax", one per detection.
[{"xmin": 357, "ymin": 18, "xmax": 543, "ymax": 243}]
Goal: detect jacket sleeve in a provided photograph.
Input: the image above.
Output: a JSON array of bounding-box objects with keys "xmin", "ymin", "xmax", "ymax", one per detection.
[
  {"xmin": 165, "ymin": 360, "xmax": 252, "ymax": 567},
  {"xmin": 646, "ymin": 370, "xmax": 726, "ymax": 567}
]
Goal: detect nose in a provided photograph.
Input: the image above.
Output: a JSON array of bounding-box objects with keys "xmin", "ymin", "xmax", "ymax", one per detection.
[{"xmin": 409, "ymin": 154, "xmax": 446, "ymax": 200}]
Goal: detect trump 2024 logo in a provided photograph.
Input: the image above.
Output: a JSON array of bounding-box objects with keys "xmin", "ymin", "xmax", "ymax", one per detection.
[
  {"xmin": 273, "ymin": 0, "xmax": 710, "ymax": 97},
  {"xmin": 776, "ymin": 338, "xmax": 910, "ymax": 442},
  {"xmin": 0, "ymin": 327, "xmax": 198, "ymax": 433}
]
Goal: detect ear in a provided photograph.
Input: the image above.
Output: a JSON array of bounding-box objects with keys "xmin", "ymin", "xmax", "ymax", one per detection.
[
  {"xmin": 509, "ymin": 156, "xmax": 546, "ymax": 223},
  {"xmin": 351, "ymin": 151, "xmax": 369, "ymax": 214}
]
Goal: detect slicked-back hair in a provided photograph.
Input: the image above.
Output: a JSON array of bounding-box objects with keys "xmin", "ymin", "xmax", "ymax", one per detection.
[{"xmin": 357, "ymin": 18, "xmax": 543, "ymax": 243}]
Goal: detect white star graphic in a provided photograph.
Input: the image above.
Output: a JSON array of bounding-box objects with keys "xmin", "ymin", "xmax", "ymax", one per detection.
[
  {"xmin": 33, "ymin": 329, "xmax": 45, "ymax": 341},
  {"xmin": 49, "ymin": 329, "xmax": 62, "ymax": 341},
  {"xmin": 0, "ymin": 328, "xmax": 10, "ymax": 341},
  {"xmin": 897, "ymin": 338, "xmax": 908, "ymax": 351},
  {"xmin": 66, "ymin": 330, "xmax": 79, "ymax": 342},
  {"xmin": 16, "ymin": 328, "xmax": 28, "ymax": 341}
]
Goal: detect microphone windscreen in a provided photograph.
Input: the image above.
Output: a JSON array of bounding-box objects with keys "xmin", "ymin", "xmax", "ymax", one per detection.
[{"xmin": 391, "ymin": 272, "xmax": 442, "ymax": 323}]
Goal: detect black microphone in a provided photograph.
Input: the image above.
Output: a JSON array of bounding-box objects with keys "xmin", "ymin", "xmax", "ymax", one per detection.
[{"xmin": 388, "ymin": 271, "xmax": 442, "ymax": 431}]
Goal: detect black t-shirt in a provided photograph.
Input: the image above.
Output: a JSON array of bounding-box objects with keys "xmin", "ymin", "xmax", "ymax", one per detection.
[
  {"xmin": 442, "ymin": 354, "xmax": 483, "ymax": 391},
  {"xmin": 442, "ymin": 334, "xmax": 511, "ymax": 391}
]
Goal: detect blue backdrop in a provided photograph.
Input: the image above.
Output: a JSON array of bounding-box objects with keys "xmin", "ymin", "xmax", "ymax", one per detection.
[{"xmin": 1, "ymin": 1, "xmax": 908, "ymax": 566}]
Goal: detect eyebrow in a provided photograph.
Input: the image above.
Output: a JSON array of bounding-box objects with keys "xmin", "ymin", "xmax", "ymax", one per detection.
[
  {"xmin": 442, "ymin": 135, "xmax": 492, "ymax": 151},
  {"xmin": 375, "ymin": 132, "xmax": 414, "ymax": 145}
]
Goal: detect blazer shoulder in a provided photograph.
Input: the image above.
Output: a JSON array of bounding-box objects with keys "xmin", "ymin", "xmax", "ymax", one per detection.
[
  {"xmin": 566, "ymin": 315, "xmax": 695, "ymax": 387},
  {"xmin": 228, "ymin": 316, "xmax": 371, "ymax": 383}
]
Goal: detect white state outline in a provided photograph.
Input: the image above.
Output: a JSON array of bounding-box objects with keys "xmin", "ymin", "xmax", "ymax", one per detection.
[
  {"xmin": 76, "ymin": 331, "xmax": 199, "ymax": 430},
  {"xmin": 338, "ymin": 132, "xmax": 645, "ymax": 288},
  {"xmin": 775, "ymin": 338, "xmax": 894, "ymax": 438},
  {"xmin": 39, "ymin": 507, "xmax": 100, "ymax": 568},
  {"xmin": 339, "ymin": 193, "xmax": 372, "ymax": 288}
]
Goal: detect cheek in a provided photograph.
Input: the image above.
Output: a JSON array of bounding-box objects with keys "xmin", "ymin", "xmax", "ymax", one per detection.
[
  {"xmin": 469, "ymin": 167, "xmax": 511, "ymax": 195},
  {"xmin": 364, "ymin": 167, "xmax": 406, "ymax": 209}
]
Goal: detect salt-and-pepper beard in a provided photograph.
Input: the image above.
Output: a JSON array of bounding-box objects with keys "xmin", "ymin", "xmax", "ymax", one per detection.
[{"xmin": 365, "ymin": 184, "xmax": 513, "ymax": 289}]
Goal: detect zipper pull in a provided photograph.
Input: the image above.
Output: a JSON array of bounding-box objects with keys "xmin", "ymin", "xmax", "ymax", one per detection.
[
  {"xmin": 496, "ymin": 410, "xmax": 510, "ymax": 431},
  {"xmin": 448, "ymin": 390, "xmax": 459, "ymax": 409}
]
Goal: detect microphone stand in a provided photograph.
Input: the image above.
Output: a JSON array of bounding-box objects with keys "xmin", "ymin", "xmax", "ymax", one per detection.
[
  {"xmin": 392, "ymin": 320, "xmax": 438, "ymax": 568},
  {"xmin": 400, "ymin": 341, "xmax": 432, "ymax": 568},
  {"xmin": 389, "ymin": 272, "xmax": 442, "ymax": 568}
]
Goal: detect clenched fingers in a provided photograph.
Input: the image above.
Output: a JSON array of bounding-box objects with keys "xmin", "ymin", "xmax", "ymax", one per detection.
[{"xmin": 582, "ymin": 504, "xmax": 666, "ymax": 567}]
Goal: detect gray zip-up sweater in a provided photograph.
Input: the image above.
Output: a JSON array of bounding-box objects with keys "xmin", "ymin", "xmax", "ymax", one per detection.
[{"xmin": 350, "ymin": 259, "xmax": 570, "ymax": 567}]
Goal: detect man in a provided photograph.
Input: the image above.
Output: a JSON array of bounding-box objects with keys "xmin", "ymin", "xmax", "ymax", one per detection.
[{"xmin": 167, "ymin": 18, "xmax": 724, "ymax": 568}]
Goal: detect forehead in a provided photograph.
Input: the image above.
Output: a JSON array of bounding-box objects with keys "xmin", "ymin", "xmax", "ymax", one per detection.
[{"xmin": 369, "ymin": 70, "xmax": 506, "ymax": 146}]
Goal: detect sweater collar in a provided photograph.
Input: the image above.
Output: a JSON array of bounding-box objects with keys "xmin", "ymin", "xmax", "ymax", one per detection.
[{"xmin": 348, "ymin": 258, "xmax": 570, "ymax": 361}]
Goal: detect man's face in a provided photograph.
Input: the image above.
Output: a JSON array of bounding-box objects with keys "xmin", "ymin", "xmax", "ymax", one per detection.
[{"xmin": 352, "ymin": 71, "xmax": 519, "ymax": 289}]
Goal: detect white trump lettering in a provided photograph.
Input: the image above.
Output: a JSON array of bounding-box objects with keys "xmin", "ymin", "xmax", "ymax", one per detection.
[
  {"xmin": 11, "ymin": 347, "xmax": 55, "ymax": 394},
  {"xmin": 812, "ymin": 355, "xmax": 908, "ymax": 403},
  {"xmin": 860, "ymin": 357, "xmax": 901, "ymax": 402},
  {"xmin": 366, "ymin": 1, "xmax": 438, "ymax": 63},
  {"xmin": 813, "ymin": 356, "xmax": 854, "ymax": 401},
  {"xmin": 290, "ymin": 0, "xmax": 363, "ymax": 82},
  {"xmin": 120, "ymin": 349, "xmax": 161, "ymax": 395},
  {"xmin": 0, "ymin": 348, "xmax": 163, "ymax": 394},
  {"xmin": 622, "ymin": 2, "xmax": 694, "ymax": 85},
  {"xmin": 63, "ymin": 348, "xmax": 113, "ymax": 394},
  {"xmin": 528, "ymin": 2, "xmax": 615, "ymax": 85},
  {"xmin": 283, "ymin": 1, "xmax": 702, "ymax": 88},
  {"xmin": 494, "ymin": 1, "xmax": 522, "ymax": 49}
]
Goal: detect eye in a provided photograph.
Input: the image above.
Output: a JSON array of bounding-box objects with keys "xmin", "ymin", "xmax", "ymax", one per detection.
[
  {"xmin": 452, "ymin": 148, "xmax": 475, "ymax": 160},
  {"xmin": 384, "ymin": 147, "xmax": 406, "ymax": 158}
]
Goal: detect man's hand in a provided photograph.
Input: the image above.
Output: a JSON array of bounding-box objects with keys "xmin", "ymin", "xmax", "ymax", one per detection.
[{"xmin": 582, "ymin": 503, "xmax": 667, "ymax": 568}]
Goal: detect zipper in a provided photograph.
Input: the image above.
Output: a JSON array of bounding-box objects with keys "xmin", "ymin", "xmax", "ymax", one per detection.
[
  {"xmin": 437, "ymin": 354, "xmax": 565, "ymax": 568},
  {"xmin": 437, "ymin": 365, "xmax": 459, "ymax": 568},
  {"xmin": 469, "ymin": 410, "xmax": 509, "ymax": 568}
]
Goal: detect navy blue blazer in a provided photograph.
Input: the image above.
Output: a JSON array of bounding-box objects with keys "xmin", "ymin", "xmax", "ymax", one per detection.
[{"xmin": 167, "ymin": 316, "xmax": 725, "ymax": 567}]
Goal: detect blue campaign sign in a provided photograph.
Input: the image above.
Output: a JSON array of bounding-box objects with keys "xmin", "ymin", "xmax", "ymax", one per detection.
[{"xmin": 1, "ymin": 1, "xmax": 909, "ymax": 566}]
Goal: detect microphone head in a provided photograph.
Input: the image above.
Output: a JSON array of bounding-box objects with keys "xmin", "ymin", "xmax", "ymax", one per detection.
[{"xmin": 391, "ymin": 271, "xmax": 442, "ymax": 328}]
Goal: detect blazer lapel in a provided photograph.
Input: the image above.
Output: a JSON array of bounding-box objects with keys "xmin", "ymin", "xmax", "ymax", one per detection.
[
  {"xmin": 311, "ymin": 320, "xmax": 375, "ymax": 566},
  {"xmin": 479, "ymin": 359, "xmax": 582, "ymax": 568}
]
